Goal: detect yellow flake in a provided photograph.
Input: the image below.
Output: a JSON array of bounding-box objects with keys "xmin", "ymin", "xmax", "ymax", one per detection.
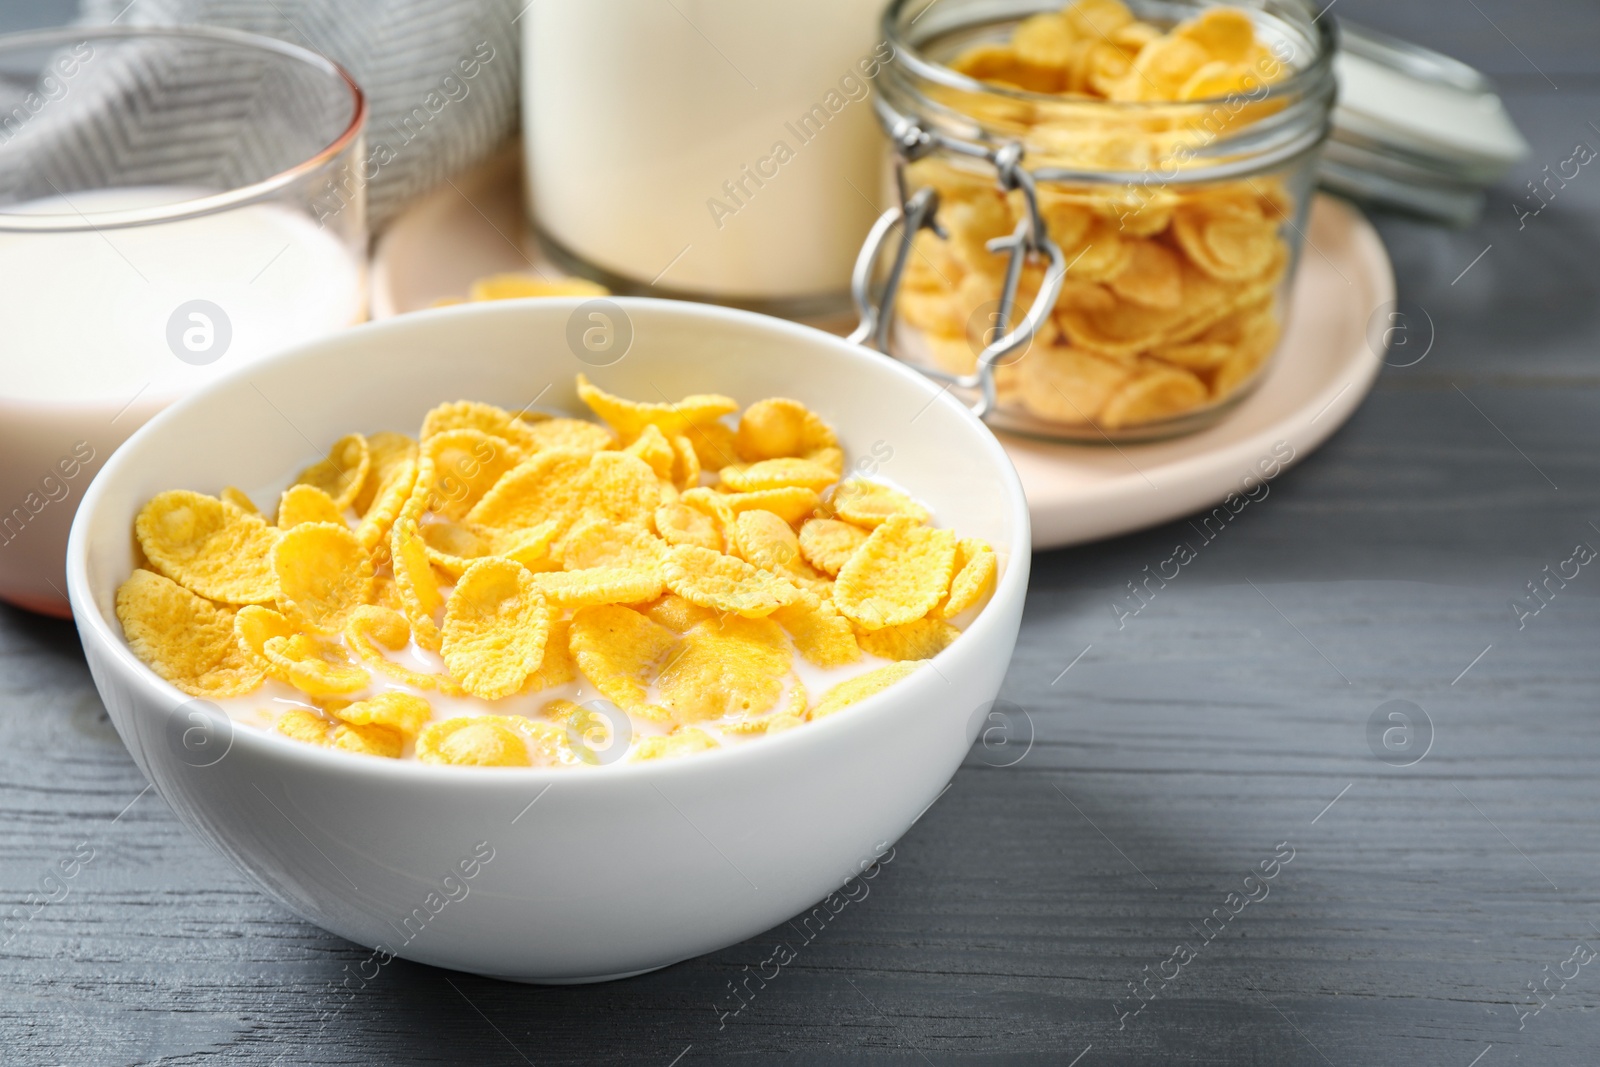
[
  {"xmin": 684, "ymin": 419, "xmax": 739, "ymax": 471},
  {"xmin": 521, "ymin": 417, "xmax": 616, "ymax": 455},
  {"xmin": 272, "ymin": 521, "xmax": 374, "ymax": 634},
  {"xmin": 525, "ymin": 616, "xmax": 577, "ymax": 691},
  {"xmin": 391, "ymin": 517, "xmax": 444, "ymax": 651},
  {"xmin": 465, "ymin": 448, "xmax": 593, "ymax": 534},
  {"xmin": 569, "ymin": 604, "xmax": 677, "ymax": 709},
  {"xmin": 420, "ymin": 518, "xmax": 498, "ymax": 578},
  {"xmin": 583, "ymin": 451, "xmax": 662, "ymax": 528},
  {"xmin": 293, "ymin": 433, "xmax": 370, "ymax": 512},
  {"xmin": 637, "ymin": 593, "xmax": 719, "ymax": 634},
  {"xmin": 811, "ymin": 661, "xmax": 924, "ymax": 719},
  {"xmin": 343, "ymin": 605, "xmax": 452, "ymax": 692},
  {"xmin": 416, "ymin": 717, "xmax": 531, "ymax": 767},
  {"xmin": 721, "ymin": 487, "xmax": 821, "ymax": 526},
  {"xmin": 276, "ymin": 708, "xmax": 332, "ymax": 747},
  {"xmin": 631, "ymin": 727, "xmax": 719, "ymax": 762},
  {"xmin": 529, "ymin": 567, "xmax": 665, "ymax": 609},
  {"xmin": 261, "ymin": 633, "xmax": 370, "ymax": 697},
  {"xmin": 576, "ymin": 373, "xmax": 738, "ymax": 442},
  {"xmin": 735, "ymin": 397, "xmax": 838, "ymax": 461},
  {"xmin": 833, "ymin": 516, "xmax": 958, "ymax": 630},
  {"xmin": 114, "ymin": 569, "xmax": 263, "ymax": 698},
  {"xmin": 355, "ymin": 456, "xmax": 418, "ymax": 560},
  {"xmin": 277, "ymin": 483, "xmax": 346, "ymax": 529},
  {"xmin": 330, "ymin": 691, "xmax": 432, "ymax": 738},
  {"xmin": 420, "ymin": 400, "xmax": 540, "ymax": 453},
  {"xmin": 560, "ymin": 517, "xmax": 666, "ymax": 573},
  {"xmin": 798, "ymin": 518, "xmax": 869, "ymax": 577},
  {"xmin": 220, "ymin": 487, "xmax": 258, "ymax": 514},
  {"xmin": 468, "ymin": 273, "xmax": 609, "ymax": 302},
  {"xmin": 353, "ymin": 432, "xmax": 418, "ymax": 516},
  {"xmin": 831, "ymin": 481, "xmax": 930, "ymax": 528},
  {"xmin": 772, "ymin": 594, "xmax": 860, "ymax": 669},
  {"xmin": 940, "ymin": 537, "xmax": 998, "ymax": 618},
  {"xmin": 719, "ymin": 458, "xmax": 838, "ymax": 494},
  {"xmin": 657, "ymin": 616, "xmax": 790, "ymax": 722},
  {"xmin": 441, "ymin": 558, "xmax": 553, "ymax": 700},
  {"xmin": 421, "ymin": 428, "xmax": 524, "ymax": 521},
  {"xmin": 623, "ymin": 423, "xmax": 676, "ymax": 481},
  {"xmin": 661, "ymin": 544, "xmax": 799, "ymax": 618},
  {"xmin": 134, "ymin": 490, "xmax": 279, "ymax": 605},
  {"xmin": 654, "ymin": 502, "xmax": 723, "ymax": 552},
  {"xmin": 857, "ymin": 617, "xmax": 960, "ymax": 660},
  {"xmin": 669, "ymin": 434, "xmax": 701, "ymax": 490},
  {"xmin": 731, "ymin": 509, "xmax": 807, "ymax": 575},
  {"xmin": 331, "ymin": 721, "xmax": 404, "ymax": 758}
]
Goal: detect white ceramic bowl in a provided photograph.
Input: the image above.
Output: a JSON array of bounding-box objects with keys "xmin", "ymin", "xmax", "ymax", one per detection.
[{"xmin": 66, "ymin": 298, "xmax": 1030, "ymax": 982}]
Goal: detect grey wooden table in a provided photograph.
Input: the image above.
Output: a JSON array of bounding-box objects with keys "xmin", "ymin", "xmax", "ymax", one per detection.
[{"xmin": 5, "ymin": 2, "xmax": 1600, "ymax": 1064}]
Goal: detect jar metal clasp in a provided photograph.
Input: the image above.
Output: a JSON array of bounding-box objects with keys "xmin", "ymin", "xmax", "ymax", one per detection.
[{"xmin": 849, "ymin": 118, "xmax": 1066, "ymax": 421}]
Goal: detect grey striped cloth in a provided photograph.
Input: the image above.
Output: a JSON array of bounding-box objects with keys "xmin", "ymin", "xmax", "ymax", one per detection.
[{"xmin": 80, "ymin": 0, "xmax": 522, "ymax": 231}]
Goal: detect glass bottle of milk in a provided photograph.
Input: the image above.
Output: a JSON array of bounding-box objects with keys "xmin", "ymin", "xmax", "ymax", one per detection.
[{"xmin": 523, "ymin": 0, "xmax": 889, "ymax": 318}]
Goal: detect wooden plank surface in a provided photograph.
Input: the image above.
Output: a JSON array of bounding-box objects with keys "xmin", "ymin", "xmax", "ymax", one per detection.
[{"xmin": 4, "ymin": 2, "xmax": 1598, "ymax": 1064}]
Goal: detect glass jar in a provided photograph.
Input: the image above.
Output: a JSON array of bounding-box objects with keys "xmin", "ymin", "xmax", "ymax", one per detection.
[{"xmin": 866, "ymin": 0, "xmax": 1336, "ymax": 441}]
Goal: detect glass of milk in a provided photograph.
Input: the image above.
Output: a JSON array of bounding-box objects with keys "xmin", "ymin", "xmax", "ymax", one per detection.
[
  {"xmin": 0, "ymin": 27, "xmax": 369, "ymax": 616},
  {"xmin": 523, "ymin": 0, "xmax": 889, "ymax": 319}
]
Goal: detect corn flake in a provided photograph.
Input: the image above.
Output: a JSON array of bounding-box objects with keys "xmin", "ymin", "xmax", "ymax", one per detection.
[
  {"xmin": 831, "ymin": 481, "xmax": 930, "ymax": 528},
  {"xmin": 441, "ymin": 558, "xmax": 553, "ymax": 700},
  {"xmin": 135, "ymin": 490, "xmax": 279, "ymax": 605},
  {"xmin": 812, "ymin": 662, "xmax": 925, "ymax": 719},
  {"xmin": 330, "ymin": 691, "xmax": 431, "ymax": 738},
  {"xmin": 342, "ymin": 604, "xmax": 456, "ymax": 693},
  {"xmin": 221, "ymin": 487, "xmax": 258, "ymax": 514},
  {"xmin": 416, "ymin": 717, "xmax": 531, "ymax": 767},
  {"xmin": 658, "ymin": 616, "xmax": 790, "ymax": 722},
  {"xmin": 637, "ymin": 593, "xmax": 719, "ymax": 634},
  {"xmin": 772, "ymin": 594, "xmax": 861, "ymax": 669},
  {"xmin": 530, "ymin": 567, "xmax": 665, "ymax": 609},
  {"xmin": 262, "ymin": 633, "xmax": 370, "ymax": 697},
  {"xmin": 631, "ymin": 727, "xmax": 719, "ymax": 762},
  {"xmin": 731, "ymin": 509, "xmax": 807, "ymax": 576},
  {"xmin": 391, "ymin": 517, "xmax": 444, "ymax": 651},
  {"xmin": 560, "ymin": 517, "xmax": 666, "ymax": 573},
  {"xmin": 940, "ymin": 537, "xmax": 998, "ymax": 618},
  {"xmin": 569, "ymin": 604, "xmax": 676, "ymax": 709},
  {"xmin": 857, "ymin": 617, "xmax": 960, "ymax": 661},
  {"xmin": 422, "ymin": 428, "xmax": 524, "ymax": 521},
  {"xmin": 465, "ymin": 448, "xmax": 592, "ymax": 534},
  {"xmin": 721, "ymin": 487, "xmax": 821, "ymax": 526},
  {"xmin": 662, "ymin": 544, "xmax": 799, "ymax": 618},
  {"xmin": 525, "ymin": 616, "xmax": 577, "ymax": 690},
  {"xmin": 273, "ymin": 522, "xmax": 374, "ymax": 634},
  {"xmin": 331, "ymin": 721, "xmax": 404, "ymax": 758},
  {"xmin": 114, "ymin": 569, "xmax": 263, "ymax": 698},
  {"xmin": 798, "ymin": 518, "xmax": 869, "ymax": 577},
  {"xmin": 277, "ymin": 484, "xmax": 346, "ymax": 529},
  {"xmin": 735, "ymin": 398, "xmax": 838, "ymax": 461},
  {"xmin": 720, "ymin": 458, "xmax": 837, "ymax": 494},
  {"xmin": 521, "ymin": 417, "xmax": 616, "ymax": 455},
  {"xmin": 353, "ymin": 431, "xmax": 418, "ymax": 516},
  {"xmin": 294, "ymin": 433, "xmax": 370, "ymax": 512},
  {"xmin": 654, "ymin": 502, "xmax": 723, "ymax": 552},
  {"xmin": 577, "ymin": 374, "xmax": 738, "ymax": 441},
  {"xmin": 834, "ymin": 516, "xmax": 958, "ymax": 630},
  {"xmin": 421, "ymin": 400, "xmax": 540, "ymax": 454}
]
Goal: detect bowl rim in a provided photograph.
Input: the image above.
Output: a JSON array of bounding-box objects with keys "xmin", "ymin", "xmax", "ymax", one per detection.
[{"xmin": 67, "ymin": 297, "xmax": 1032, "ymax": 786}]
